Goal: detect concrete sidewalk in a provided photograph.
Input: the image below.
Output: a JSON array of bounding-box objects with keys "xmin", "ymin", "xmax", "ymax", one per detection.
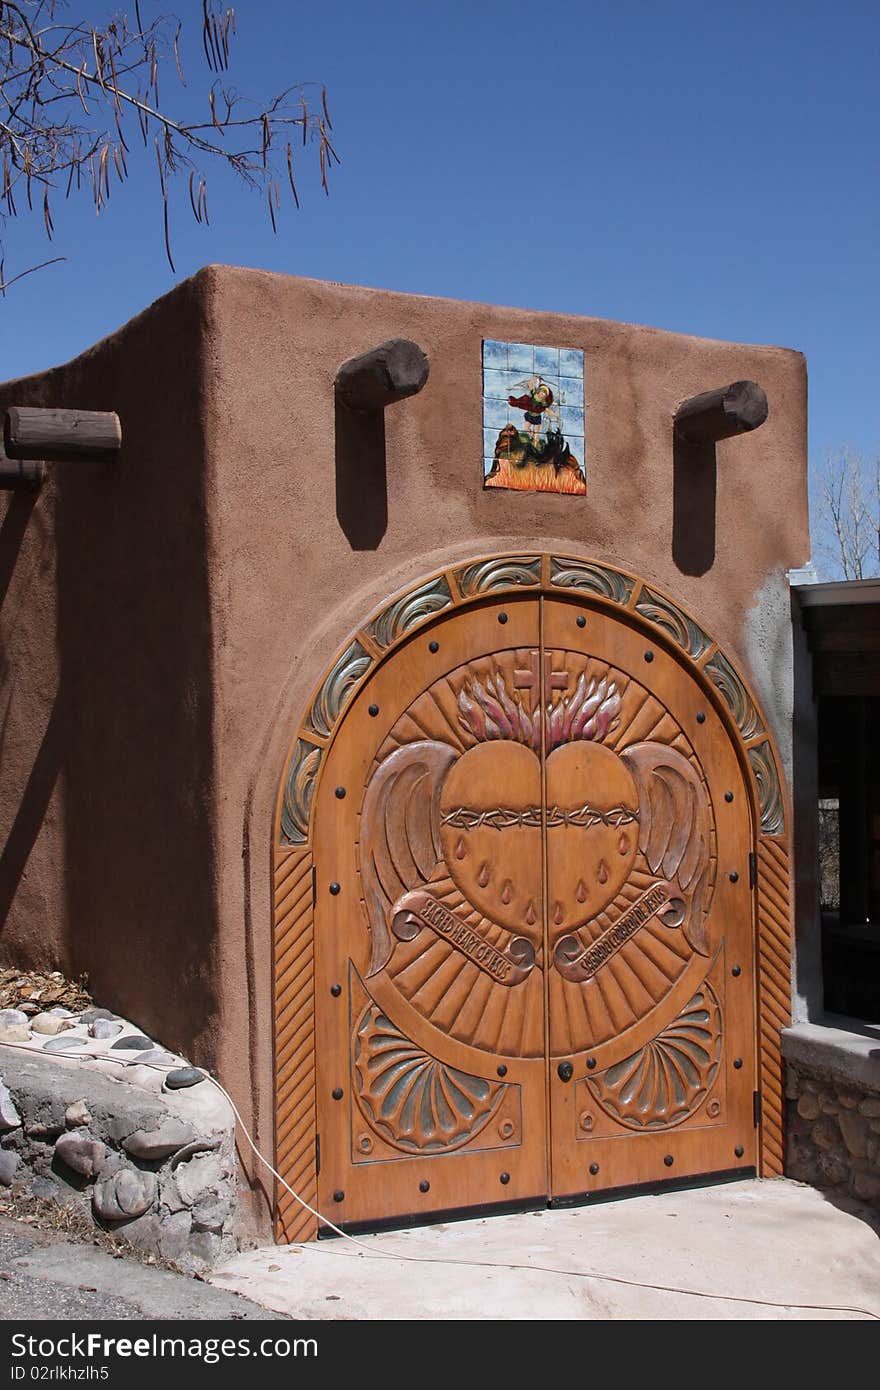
[{"xmin": 210, "ymin": 1179, "xmax": 880, "ymax": 1320}]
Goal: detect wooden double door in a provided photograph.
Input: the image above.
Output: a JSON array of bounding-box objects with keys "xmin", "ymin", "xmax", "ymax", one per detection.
[{"xmin": 313, "ymin": 594, "xmax": 757, "ymax": 1229}]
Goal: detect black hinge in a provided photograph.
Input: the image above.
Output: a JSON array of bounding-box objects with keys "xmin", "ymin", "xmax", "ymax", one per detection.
[
  {"xmin": 753, "ymin": 1091, "xmax": 761, "ymax": 1127},
  {"xmin": 315, "ymin": 1133, "xmax": 321, "ymax": 1176},
  {"xmin": 311, "ymin": 865, "xmax": 317, "ymax": 906},
  {"xmin": 749, "ymin": 852, "xmax": 757, "ymax": 888}
]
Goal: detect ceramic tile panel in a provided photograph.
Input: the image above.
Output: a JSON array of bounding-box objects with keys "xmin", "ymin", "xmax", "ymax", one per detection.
[{"xmin": 482, "ymin": 340, "xmax": 586, "ymax": 494}]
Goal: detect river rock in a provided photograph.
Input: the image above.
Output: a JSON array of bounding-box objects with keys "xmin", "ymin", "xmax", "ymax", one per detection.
[
  {"xmin": 135, "ymin": 1050, "xmax": 178, "ymax": 1067},
  {"xmin": 0, "ymin": 1149, "xmax": 19, "ymax": 1186},
  {"xmin": 159, "ymin": 1209, "xmax": 193, "ymax": 1261},
  {"xmin": 93, "ymin": 1166, "xmax": 157, "ymax": 1221},
  {"xmin": 64, "ymin": 1101, "xmax": 92, "ymax": 1128},
  {"xmin": 796, "ymin": 1091, "xmax": 821, "ymax": 1121},
  {"xmin": 838, "ymin": 1108, "xmax": 869, "ymax": 1158},
  {"xmin": 169, "ymin": 1138, "xmax": 220, "ymax": 1168},
  {"xmin": 117, "ymin": 1210, "xmax": 162, "ymax": 1249},
  {"xmin": 123, "ymin": 1119, "xmax": 197, "ymax": 1162},
  {"xmin": 0, "ymin": 1080, "xmax": 21, "ymax": 1131},
  {"xmin": 164, "ymin": 1067, "xmax": 205, "ymax": 1090},
  {"xmin": 55, "ymin": 1131, "xmax": 107, "ymax": 1179},
  {"xmin": 118, "ymin": 1065, "xmax": 165, "ymax": 1093},
  {"xmin": 191, "ymin": 1191, "xmax": 233, "ymax": 1233},
  {"xmin": 174, "ymin": 1152, "xmax": 224, "ymax": 1207},
  {"xmin": 0, "ymin": 1009, "xmax": 28, "ymax": 1028},
  {"xmin": 0, "ymin": 1025, "xmax": 30, "ymax": 1043},
  {"xmin": 31, "ymin": 1014, "xmax": 68, "ymax": 1036},
  {"xmin": 42, "ymin": 1035, "xmax": 86, "ymax": 1053},
  {"xmin": 79, "ymin": 1008, "xmax": 114, "ymax": 1023},
  {"xmin": 111, "ymin": 1035, "xmax": 154, "ymax": 1051},
  {"xmin": 89, "ymin": 1019, "xmax": 122, "ymax": 1040}
]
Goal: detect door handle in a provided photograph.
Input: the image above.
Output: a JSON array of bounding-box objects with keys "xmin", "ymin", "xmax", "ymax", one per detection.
[{"xmin": 557, "ymin": 1061, "xmax": 574, "ymax": 1082}]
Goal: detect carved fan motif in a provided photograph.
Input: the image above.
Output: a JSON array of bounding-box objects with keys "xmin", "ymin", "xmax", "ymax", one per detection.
[
  {"xmin": 586, "ymin": 986, "xmax": 722, "ymax": 1130},
  {"xmin": 353, "ymin": 1004, "xmax": 507, "ymax": 1153}
]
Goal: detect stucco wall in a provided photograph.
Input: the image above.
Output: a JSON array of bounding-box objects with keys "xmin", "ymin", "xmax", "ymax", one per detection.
[
  {"xmin": 0, "ymin": 275, "xmax": 219, "ymax": 1064},
  {"xmin": 0, "ymin": 266, "xmax": 810, "ymax": 1236}
]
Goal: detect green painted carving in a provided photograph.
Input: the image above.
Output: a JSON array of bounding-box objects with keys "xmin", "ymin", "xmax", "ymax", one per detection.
[
  {"xmin": 705, "ymin": 650, "xmax": 764, "ymax": 740},
  {"xmin": 353, "ymin": 1003, "xmax": 507, "ymax": 1153},
  {"xmin": 587, "ymin": 987, "xmax": 722, "ymax": 1131},
  {"xmin": 455, "ymin": 556, "xmax": 542, "ymax": 596},
  {"xmin": 749, "ymin": 742, "xmax": 784, "ymax": 835},
  {"xmin": 281, "ymin": 738, "xmax": 322, "ymax": 844},
  {"xmin": 636, "ymin": 588, "xmax": 711, "ymax": 659},
  {"xmin": 306, "ymin": 640, "xmax": 372, "ymax": 740},
  {"xmin": 367, "ymin": 577, "xmax": 453, "ymax": 650},
  {"xmin": 550, "ymin": 557, "xmax": 634, "ymax": 604}
]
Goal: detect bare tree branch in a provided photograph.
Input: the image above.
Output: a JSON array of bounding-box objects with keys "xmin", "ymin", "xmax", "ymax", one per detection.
[
  {"xmin": 812, "ymin": 446, "xmax": 880, "ymax": 581},
  {"xmin": 0, "ymin": 249, "xmax": 64, "ymax": 292},
  {"xmin": 0, "ymin": 1, "xmax": 338, "ymax": 279}
]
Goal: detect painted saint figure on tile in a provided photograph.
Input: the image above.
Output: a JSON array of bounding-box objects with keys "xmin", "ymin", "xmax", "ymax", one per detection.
[{"xmin": 482, "ymin": 340, "xmax": 586, "ymax": 494}]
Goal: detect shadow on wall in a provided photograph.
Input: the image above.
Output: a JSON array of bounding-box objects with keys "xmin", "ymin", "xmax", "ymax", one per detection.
[
  {"xmin": 0, "ymin": 491, "xmax": 65, "ymax": 953},
  {"xmin": 0, "ymin": 290, "xmax": 221, "ymax": 1067},
  {"xmin": 334, "ymin": 396, "xmax": 388, "ymax": 551},
  {"xmin": 672, "ymin": 433, "xmax": 716, "ymax": 577},
  {"xmin": 52, "ymin": 352, "xmax": 220, "ymax": 1064}
]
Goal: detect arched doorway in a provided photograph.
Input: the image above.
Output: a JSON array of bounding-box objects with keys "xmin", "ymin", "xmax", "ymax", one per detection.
[{"xmin": 273, "ymin": 556, "xmax": 790, "ymax": 1239}]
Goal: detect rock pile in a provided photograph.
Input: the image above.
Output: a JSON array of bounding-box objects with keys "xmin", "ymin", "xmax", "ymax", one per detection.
[{"xmin": 0, "ymin": 1005, "xmax": 239, "ymax": 1272}]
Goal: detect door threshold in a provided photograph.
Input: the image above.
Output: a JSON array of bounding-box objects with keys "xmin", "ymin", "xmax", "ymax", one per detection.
[
  {"xmin": 317, "ymin": 1195, "xmax": 547, "ymax": 1239},
  {"xmin": 317, "ymin": 1169, "xmax": 755, "ymax": 1238},
  {"xmin": 549, "ymin": 1167, "xmax": 756, "ymax": 1210}
]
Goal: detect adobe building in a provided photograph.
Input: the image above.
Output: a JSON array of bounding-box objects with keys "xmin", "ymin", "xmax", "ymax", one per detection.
[{"xmin": 0, "ymin": 266, "xmax": 850, "ymax": 1244}]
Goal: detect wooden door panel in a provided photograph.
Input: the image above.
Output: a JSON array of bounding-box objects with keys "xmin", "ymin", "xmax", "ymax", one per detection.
[
  {"xmin": 311, "ymin": 588, "xmax": 758, "ymax": 1229},
  {"xmin": 542, "ymin": 598, "xmax": 757, "ymax": 1198},
  {"xmin": 313, "ymin": 598, "xmax": 549, "ymax": 1229}
]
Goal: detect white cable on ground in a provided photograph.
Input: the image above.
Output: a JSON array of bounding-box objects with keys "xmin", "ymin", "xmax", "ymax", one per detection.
[{"xmin": 2, "ymin": 1040, "xmax": 877, "ymax": 1320}]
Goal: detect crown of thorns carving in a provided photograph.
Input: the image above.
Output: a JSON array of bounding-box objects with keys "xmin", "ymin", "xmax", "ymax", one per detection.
[
  {"xmin": 441, "ymin": 804, "xmax": 639, "ymax": 831},
  {"xmin": 457, "ymin": 671, "xmax": 621, "ymax": 751}
]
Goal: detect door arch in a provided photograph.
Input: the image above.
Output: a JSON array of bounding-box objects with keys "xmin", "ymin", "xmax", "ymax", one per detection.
[{"xmin": 272, "ymin": 555, "xmax": 791, "ymax": 1240}]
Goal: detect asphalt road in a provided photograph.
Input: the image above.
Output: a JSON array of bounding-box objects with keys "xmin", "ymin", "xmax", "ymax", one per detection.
[{"xmin": 0, "ymin": 1220, "xmax": 285, "ymax": 1321}]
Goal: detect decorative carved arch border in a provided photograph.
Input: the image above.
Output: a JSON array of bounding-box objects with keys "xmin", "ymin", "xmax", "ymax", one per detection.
[{"xmin": 272, "ymin": 554, "xmax": 791, "ymax": 1242}]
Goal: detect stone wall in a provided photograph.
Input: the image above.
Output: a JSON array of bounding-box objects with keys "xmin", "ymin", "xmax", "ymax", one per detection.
[
  {"xmin": 0, "ymin": 1007, "xmax": 241, "ymax": 1271},
  {"xmin": 785, "ymin": 1053, "xmax": 880, "ymax": 1207}
]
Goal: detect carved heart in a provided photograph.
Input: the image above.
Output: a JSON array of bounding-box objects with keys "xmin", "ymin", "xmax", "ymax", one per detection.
[
  {"xmin": 545, "ymin": 742, "xmax": 639, "ymax": 936},
  {"xmin": 440, "ymin": 742, "xmax": 543, "ymax": 940},
  {"xmin": 439, "ymin": 739, "xmax": 640, "ymax": 941}
]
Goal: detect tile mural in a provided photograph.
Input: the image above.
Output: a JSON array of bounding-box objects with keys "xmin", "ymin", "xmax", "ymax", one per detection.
[{"xmin": 482, "ymin": 340, "xmax": 585, "ymax": 494}]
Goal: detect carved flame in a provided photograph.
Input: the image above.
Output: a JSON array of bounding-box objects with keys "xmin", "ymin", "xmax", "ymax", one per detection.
[{"xmin": 457, "ymin": 671, "xmax": 621, "ymax": 752}]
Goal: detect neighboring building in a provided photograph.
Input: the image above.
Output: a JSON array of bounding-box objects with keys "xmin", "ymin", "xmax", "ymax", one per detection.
[{"xmin": 784, "ymin": 576, "xmax": 880, "ymax": 1205}]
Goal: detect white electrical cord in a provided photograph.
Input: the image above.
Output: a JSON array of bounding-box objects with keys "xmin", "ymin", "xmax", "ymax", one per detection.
[{"xmin": 2, "ymin": 1039, "xmax": 877, "ymax": 1320}]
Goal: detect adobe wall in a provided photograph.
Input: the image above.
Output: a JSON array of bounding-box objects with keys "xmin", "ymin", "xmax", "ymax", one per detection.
[
  {"xmin": 0, "ymin": 266, "xmax": 810, "ymax": 1238},
  {"xmin": 0, "ymin": 275, "xmax": 220, "ymax": 1065}
]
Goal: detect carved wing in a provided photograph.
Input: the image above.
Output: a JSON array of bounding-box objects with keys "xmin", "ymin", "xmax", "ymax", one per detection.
[
  {"xmin": 361, "ymin": 741, "xmax": 458, "ymax": 976},
  {"xmin": 620, "ymin": 742, "xmax": 712, "ymax": 955}
]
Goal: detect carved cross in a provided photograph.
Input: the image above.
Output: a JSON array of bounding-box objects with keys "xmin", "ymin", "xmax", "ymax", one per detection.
[{"xmin": 514, "ymin": 650, "xmax": 568, "ymax": 716}]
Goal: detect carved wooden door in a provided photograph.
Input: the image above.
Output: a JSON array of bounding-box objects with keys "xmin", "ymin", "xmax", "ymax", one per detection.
[
  {"xmin": 312, "ymin": 593, "xmax": 756, "ymax": 1229},
  {"xmin": 542, "ymin": 597, "xmax": 757, "ymax": 1200}
]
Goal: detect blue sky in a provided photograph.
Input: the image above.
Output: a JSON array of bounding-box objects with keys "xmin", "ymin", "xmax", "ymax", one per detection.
[{"xmin": 1, "ymin": 0, "xmax": 878, "ymax": 484}]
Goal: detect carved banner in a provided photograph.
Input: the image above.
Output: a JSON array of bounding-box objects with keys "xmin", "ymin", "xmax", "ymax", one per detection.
[
  {"xmin": 392, "ymin": 890, "xmax": 536, "ymax": 986},
  {"xmin": 554, "ymin": 881, "xmax": 683, "ymax": 983}
]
